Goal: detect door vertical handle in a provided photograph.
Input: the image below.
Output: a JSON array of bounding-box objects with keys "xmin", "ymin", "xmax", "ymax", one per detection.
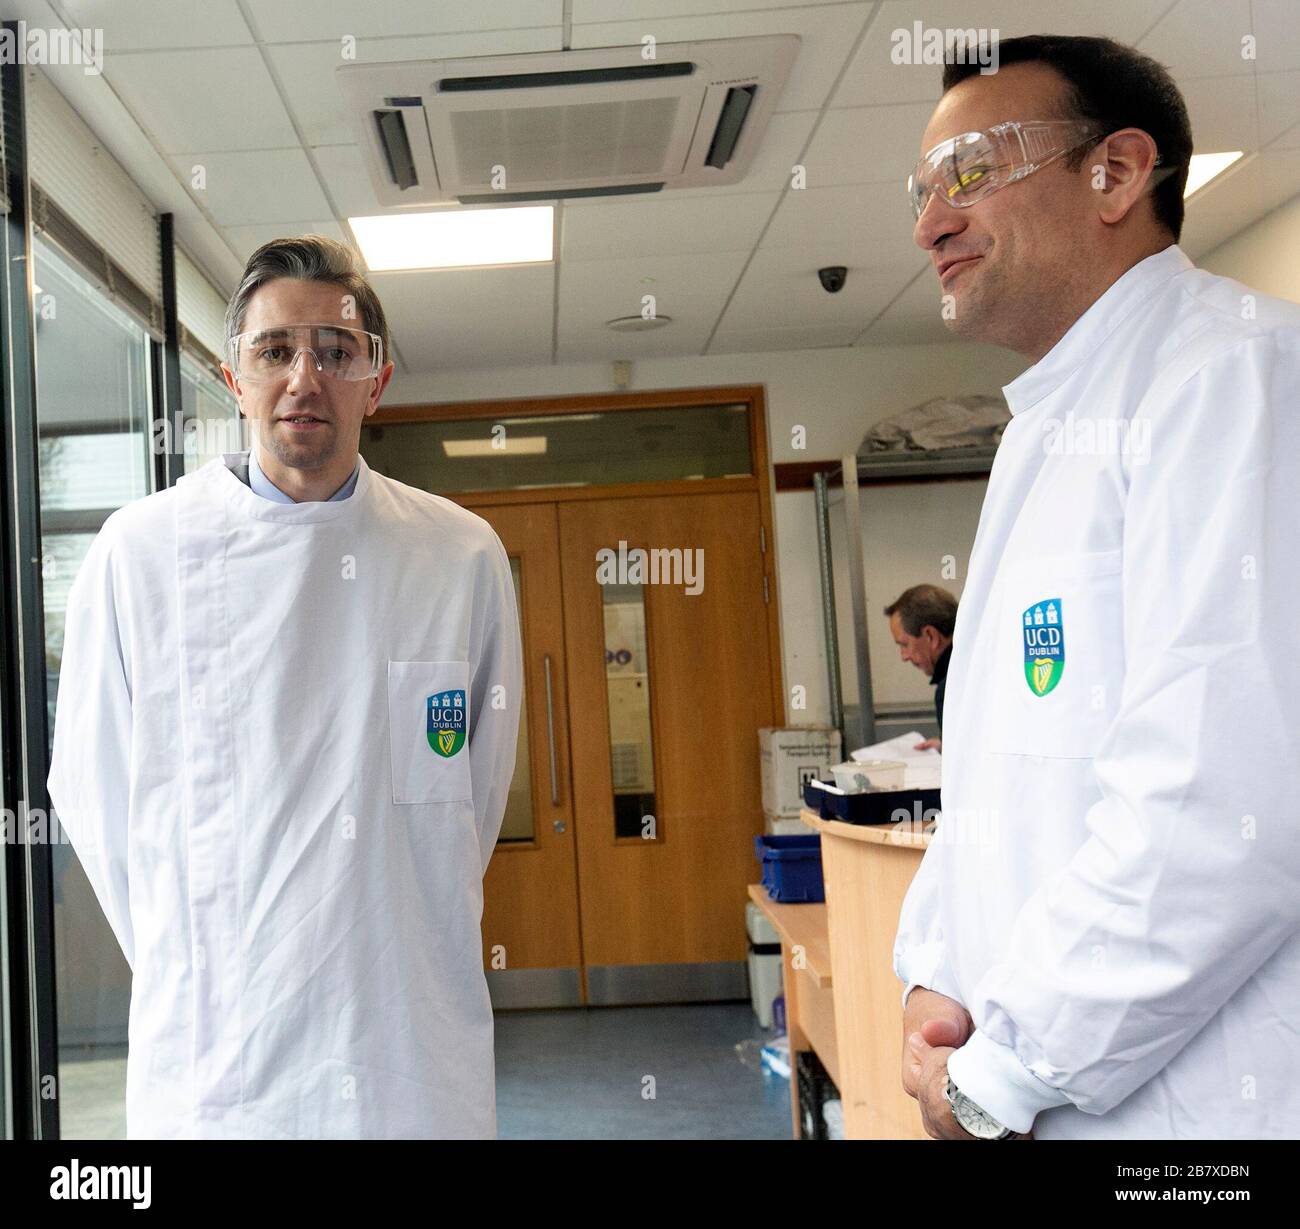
[{"xmin": 543, "ymin": 653, "xmax": 560, "ymax": 807}]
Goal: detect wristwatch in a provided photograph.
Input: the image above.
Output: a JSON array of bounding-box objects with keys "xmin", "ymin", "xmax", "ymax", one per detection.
[{"xmin": 944, "ymin": 1075, "xmax": 1019, "ymax": 1140}]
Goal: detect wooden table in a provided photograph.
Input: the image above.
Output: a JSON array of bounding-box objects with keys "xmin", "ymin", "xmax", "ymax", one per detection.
[{"xmin": 750, "ymin": 807, "xmax": 933, "ymax": 1139}]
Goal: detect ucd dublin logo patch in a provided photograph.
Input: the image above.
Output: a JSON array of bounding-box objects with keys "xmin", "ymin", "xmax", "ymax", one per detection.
[
  {"xmin": 1022, "ymin": 599, "xmax": 1064, "ymax": 696},
  {"xmin": 427, "ymin": 691, "xmax": 466, "ymax": 757}
]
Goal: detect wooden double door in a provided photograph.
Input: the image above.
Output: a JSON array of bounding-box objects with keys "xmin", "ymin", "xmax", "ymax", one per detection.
[{"xmin": 472, "ymin": 492, "xmax": 778, "ymax": 1007}]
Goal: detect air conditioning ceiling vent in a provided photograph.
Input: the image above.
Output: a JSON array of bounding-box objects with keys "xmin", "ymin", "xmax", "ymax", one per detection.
[{"xmin": 338, "ymin": 35, "xmax": 800, "ymax": 207}]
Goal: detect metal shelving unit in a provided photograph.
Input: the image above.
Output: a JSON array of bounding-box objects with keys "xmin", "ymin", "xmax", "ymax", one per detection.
[{"xmin": 813, "ymin": 446, "xmax": 998, "ymax": 751}]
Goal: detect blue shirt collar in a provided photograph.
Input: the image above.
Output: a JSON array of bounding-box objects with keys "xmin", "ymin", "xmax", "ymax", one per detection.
[{"xmin": 247, "ymin": 446, "xmax": 360, "ymax": 503}]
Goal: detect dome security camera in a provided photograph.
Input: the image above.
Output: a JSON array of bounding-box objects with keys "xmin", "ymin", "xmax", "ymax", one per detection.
[{"xmin": 818, "ymin": 266, "xmax": 848, "ymax": 293}]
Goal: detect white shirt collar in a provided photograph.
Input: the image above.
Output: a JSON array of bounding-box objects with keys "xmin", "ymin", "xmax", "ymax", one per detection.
[{"xmin": 1001, "ymin": 244, "xmax": 1194, "ymax": 416}]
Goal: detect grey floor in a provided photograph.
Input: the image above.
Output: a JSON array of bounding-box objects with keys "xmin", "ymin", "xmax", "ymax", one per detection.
[
  {"xmin": 59, "ymin": 1043, "xmax": 128, "ymax": 1140},
  {"xmin": 495, "ymin": 1003, "xmax": 791, "ymax": 1139},
  {"xmin": 57, "ymin": 1003, "xmax": 792, "ymax": 1140}
]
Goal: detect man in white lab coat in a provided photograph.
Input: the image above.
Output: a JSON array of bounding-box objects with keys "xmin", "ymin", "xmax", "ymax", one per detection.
[
  {"xmin": 893, "ymin": 35, "xmax": 1300, "ymax": 1139},
  {"xmin": 47, "ymin": 236, "xmax": 523, "ymax": 1138}
]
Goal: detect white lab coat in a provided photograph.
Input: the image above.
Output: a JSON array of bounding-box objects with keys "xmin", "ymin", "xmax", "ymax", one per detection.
[
  {"xmin": 894, "ymin": 245, "xmax": 1300, "ymax": 1139},
  {"xmin": 48, "ymin": 453, "xmax": 522, "ymax": 1139}
]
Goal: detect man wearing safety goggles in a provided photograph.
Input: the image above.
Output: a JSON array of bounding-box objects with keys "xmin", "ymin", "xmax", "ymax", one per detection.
[
  {"xmin": 224, "ymin": 309, "xmax": 389, "ymax": 502},
  {"xmin": 48, "ymin": 235, "xmax": 524, "ymax": 1138},
  {"xmin": 893, "ymin": 36, "xmax": 1300, "ymax": 1142}
]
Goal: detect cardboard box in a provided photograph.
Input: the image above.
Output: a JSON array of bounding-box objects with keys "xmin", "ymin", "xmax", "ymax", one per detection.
[
  {"xmin": 764, "ymin": 812, "xmax": 811, "ymax": 836},
  {"xmin": 758, "ymin": 726, "xmax": 843, "ymax": 818}
]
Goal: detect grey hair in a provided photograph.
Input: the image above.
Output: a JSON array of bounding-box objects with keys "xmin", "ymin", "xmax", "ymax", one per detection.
[
  {"xmin": 223, "ymin": 234, "xmax": 391, "ymax": 364},
  {"xmin": 884, "ymin": 584, "xmax": 958, "ymax": 639}
]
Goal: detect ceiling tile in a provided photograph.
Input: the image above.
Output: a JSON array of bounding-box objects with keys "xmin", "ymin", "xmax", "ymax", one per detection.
[
  {"xmin": 169, "ymin": 149, "xmax": 332, "ymax": 224},
  {"xmin": 1255, "ymin": 71, "xmax": 1300, "ymax": 147},
  {"xmin": 62, "ymin": 0, "xmax": 253, "ymax": 49},
  {"xmin": 858, "ymin": 312, "xmax": 952, "ymax": 345},
  {"xmin": 571, "ymin": 3, "xmax": 875, "ymax": 113},
  {"xmin": 742, "ymin": 109, "xmax": 821, "ymax": 189},
  {"xmin": 1178, "ymin": 72, "xmax": 1300, "ymax": 153},
  {"xmin": 559, "ymin": 249, "xmax": 746, "ymax": 322},
  {"xmin": 555, "ymin": 317, "xmax": 714, "ymax": 363},
  {"xmin": 800, "ymin": 102, "xmax": 936, "ymax": 187},
  {"xmin": 762, "ymin": 181, "xmax": 918, "ymax": 257},
  {"xmin": 1140, "ymin": 0, "xmax": 1300, "ymax": 78},
  {"xmin": 1179, "ymin": 73, "xmax": 1259, "ymax": 151},
  {"xmin": 833, "ymin": 0, "xmax": 1173, "ymax": 109},
  {"xmin": 1271, "ymin": 117, "xmax": 1300, "ymax": 151},
  {"xmin": 223, "ymin": 220, "xmax": 347, "ymax": 260},
  {"xmin": 562, "ymin": 192, "xmax": 778, "ymax": 260},
  {"xmin": 574, "ymin": 0, "xmax": 851, "ymax": 19},
  {"xmin": 108, "ymin": 48, "xmax": 299, "ymax": 152},
  {"xmin": 370, "ymin": 264, "xmax": 555, "ymax": 370},
  {"xmin": 268, "ymin": 28, "xmax": 565, "ymax": 148},
  {"xmin": 709, "ymin": 322, "xmax": 862, "ymax": 353},
  {"xmin": 311, "ymin": 144, "xmax": 382, "ymax": 216},
  {"xmin": 856, "ymin": 268, "xmax": 951, "ymax": 344},
  {"xmin": 244, "ymin": 0, "xmax": 562, "ymax": 43},
  {"xmin": 1250, "ymin": 0, "xmax": 1300, "ymax": 72},
  {"xmin": 1140, "ymin": 0, "xmax": 1256, "ymax": 78},
  {"xmin": 719, "ymin": 246, "xmax": 919, "ymax": 332}
]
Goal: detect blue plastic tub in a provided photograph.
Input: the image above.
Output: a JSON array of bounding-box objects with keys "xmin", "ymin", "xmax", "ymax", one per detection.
[{"xmin": 754, "ymin": 834, "xmax": 825, "ymax": 903}]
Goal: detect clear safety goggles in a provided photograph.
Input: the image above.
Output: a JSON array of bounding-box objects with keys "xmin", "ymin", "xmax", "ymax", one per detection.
[
  {"xmin": 227, "ymin": 323, "xmax": 384, "ymax": 383},
  {"xmin": 907, "ymin": 120, "xmax": 1105, "ymax": 220}
]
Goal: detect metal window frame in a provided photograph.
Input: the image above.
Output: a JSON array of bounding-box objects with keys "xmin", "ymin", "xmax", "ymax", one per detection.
[
  {"xmin": 0, "ymin": 24, "xmax": 59, "ymax": 1141},
  {"xmin": 153, "ymin": 213, "xmax": 184, "ymax": 492},
  {"xmin": 0, "ymin": 42, "xmax": 191, "ymax": 1142},
  {"xmin": 813, "ymin": 447, "xmax": 998, "ymax": 751}
]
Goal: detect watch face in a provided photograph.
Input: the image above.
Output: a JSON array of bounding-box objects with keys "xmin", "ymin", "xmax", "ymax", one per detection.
[
  {"xmin": 946, "ymin": 1079, "xmax": 1009, "ymax": 1139},
  {"xmin": 961, "ymin": 1104, "xmax": 1006, "ymax": 1139}
]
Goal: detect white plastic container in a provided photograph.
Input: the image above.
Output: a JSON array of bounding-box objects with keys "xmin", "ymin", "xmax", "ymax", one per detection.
[
  {"xmin": 830, "ymin": 759, "xmax": 906, "ymax": 792},
  {"xmin": 745, "ymin": 901, "xmax": 784, "ymax": 1028}
]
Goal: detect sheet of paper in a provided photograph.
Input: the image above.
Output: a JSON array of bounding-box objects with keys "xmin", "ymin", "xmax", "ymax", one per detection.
[{"xmin": 849, "ymin": 731, "xmax": 942, "ymax": 788}]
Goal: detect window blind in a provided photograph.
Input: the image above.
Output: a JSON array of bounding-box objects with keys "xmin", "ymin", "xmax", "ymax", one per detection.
[
  {"xmin": 176, "ymin": 245, "xmax": 230, "ymax": 373},
  {"xmin": 26, "ymin": 69, "xmax": 162, "ymax": 337}
]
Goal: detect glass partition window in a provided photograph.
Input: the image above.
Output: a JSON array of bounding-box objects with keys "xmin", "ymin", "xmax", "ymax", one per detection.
[
  {"xmin": 498, "ymin": 557, "xmax": 535, "ymax": 842},
  {"xmin": 602, "ymin": 581, "xmax": 658, "ymax": 840},
  {"xmin": 180, "ymin": 351, "xmax": 242, "ymax": 474},
  {"xmin": 363, "ymin": 403, "xmax": 752, "ymax": 494},
  {"xmin": 35, "ymin": 235, "xmax": 152, "ymax": 1139}
]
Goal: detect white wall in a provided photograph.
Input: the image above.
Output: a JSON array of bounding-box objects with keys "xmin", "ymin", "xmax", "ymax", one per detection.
[
  {"xmin": 1200, "ymin": 193, "xmax": 1300, "ymax": 303},
  {"xmin": 386, "ymin": 340, "xmax": 1027, "ymax": 732}
]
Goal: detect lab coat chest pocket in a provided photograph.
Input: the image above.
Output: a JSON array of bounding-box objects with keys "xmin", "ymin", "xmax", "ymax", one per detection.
[
  {"xmin": 387, "ymin": 660, "xmax": 473, "ymax": 806},
  {"xmin": 985, "ymin": 550, "xmax": 1124, "ymax": 759}
]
